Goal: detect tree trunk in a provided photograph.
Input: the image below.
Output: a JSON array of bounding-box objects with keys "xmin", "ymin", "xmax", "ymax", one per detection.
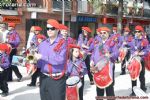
[{"xmin": 117, "ymin": 0, "xmax": 123, "ymax": 34}]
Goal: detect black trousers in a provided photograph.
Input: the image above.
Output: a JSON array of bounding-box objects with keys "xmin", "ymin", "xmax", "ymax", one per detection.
[
  {"xmin": 7, "ymin": 48, "xmax": 22, "ymax": 81},
  {"xmin": 79, "ymin": 77, "xmax": 84, "ymax": 100},
  {"xmin": 85, "ymin": 55, "xmax": 93, "ymax": 82},
  {"xmin": 132, "ymin": 60, "xmax": 146, "ymax": 92},
  {"xmin": 30, "ymin": 68, "xmax": 41, "ymax": 85},
  {"xmin": 96, "ymin": 83, "xmax": 115, "ymax": 97},
  {"xmin": 121, "ymin": 50, "xmax": 131, "ymax": 73},
  {"xmin": 0, "ymin": 69, "xmax": 9, "ymax": 93},
  {"xmin": 40, "ymin": 73, "xmax": 66, "ymax": 100}
]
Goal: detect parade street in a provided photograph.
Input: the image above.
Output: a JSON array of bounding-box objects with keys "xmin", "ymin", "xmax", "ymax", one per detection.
[{"xmin": 0, "ymin": 63, "xmax": 150, "ymax": 100}]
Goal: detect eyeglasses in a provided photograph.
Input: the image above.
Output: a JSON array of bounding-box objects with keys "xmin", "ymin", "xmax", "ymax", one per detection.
[
  {"xmin": 135, "ymin": 31, "xmax": 141, "ymax": 33},
  {"xmin": 47, "ymin": 27, "xmax": 56, "ymax": 31}
]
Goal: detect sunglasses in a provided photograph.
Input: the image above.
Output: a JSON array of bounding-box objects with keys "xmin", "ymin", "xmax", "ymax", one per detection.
[
  {"xmin": 135, "ymin": 31, "xmax": 141, "ymax": 33},
  {"xmin": 47, "ymin": 27, "xmax": 56, "ymax": 31},
  {"xmin": 100, "ymin": 32, "xmax": 107, "ymax": 34}
]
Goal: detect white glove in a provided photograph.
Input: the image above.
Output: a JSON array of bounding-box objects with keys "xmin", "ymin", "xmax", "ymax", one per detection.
[
  {"xmin": 90, "ymin": 60, "xmax": 94, "ymax": 67},
  {"xmin": 0, "ymin": 67, "xmax": 4, "ymax": 72},
  {"xmin": 34, "ymin": 53, "xmax": 42, "ymax": 60}
]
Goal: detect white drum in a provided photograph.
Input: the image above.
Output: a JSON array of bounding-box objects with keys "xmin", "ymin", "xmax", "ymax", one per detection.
[{"xmin": 66, "ymin": 76, "xmax": 82, "ymax": 88}]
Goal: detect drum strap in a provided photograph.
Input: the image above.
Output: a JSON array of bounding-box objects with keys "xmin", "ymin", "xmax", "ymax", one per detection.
[
  {"xmin": 48, "ymin": 64, "xmax": 66, "ymax": 80},
  {"xmin": 70, "ymin": 62, "xmax": 83, "ymax": 78}
]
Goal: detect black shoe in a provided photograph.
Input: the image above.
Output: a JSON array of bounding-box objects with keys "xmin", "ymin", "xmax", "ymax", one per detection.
[
  {"xmin": 141, "ymin": 87, "xmax": 147, "ymax": 92},
  {"xmin": 1, "ymin": 92, "xmax": 8, "ymax": 97},
  {"xmin": 17, "ymin": 76, "xmax": 22, "ymax": 82},
  {"xmin": 90, "ymin": 81, "xmax": 94, "ymax": 85},
  {"xmin": 130, "ymin": 92, "xmax": 135, "ymax": 96},
  {"xmin": 27, "ymin": 83, "xmax": 36, "ymax": 87},
  {"xmin": 120, "ymin": 72, "xmax": 126, "ymax": 75}
]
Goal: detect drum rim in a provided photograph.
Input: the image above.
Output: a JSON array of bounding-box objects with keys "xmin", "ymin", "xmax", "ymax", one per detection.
[{"xmin": 66, "ymin": 76, "xmax": 80, "ymax": 86}]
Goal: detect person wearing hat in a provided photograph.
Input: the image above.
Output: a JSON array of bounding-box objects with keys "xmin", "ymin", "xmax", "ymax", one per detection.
[
  {"xmin": 94, "ymin": 27, "xmax": 102, "ymax": 44},
  {"xmin": 34, "ymin": 19, "xmax": 67, "ymax": 100},
  {"xmin": 112, "ymin": 27, "xmax": 117, "ymax": 34},
  {"xmin": 129, "ymin": 25, "xmax": 149, "ymax": 96},
  {"xmin": 77, "ymin": 26, "xmax": 94, "ymax": 85},
  {"xmin": 0, "ymin": 23, "xmax": 9, "ymax": 43},
  {"xmin": 66, "ymin": 44, "xmax": 87, "ymax": 100},
  {"xmin": 26, "ymin": 26, "xmax": 35, "ymax": 50},
  {"xmin": 59, "ymin": 24, "xmax": 76, "ymax": 44},
  {"xmin": 30, "ymin": 26, "xmax": 46, "ymax": 47},
  {"xmin": 90, "ymin": 27, "xmax": 119, "ymax": 97},
  {"xmin": 88, "ymin": 27, "xmax": 102, "ymax": 54},
  {"xmin": 0, "ymin": 43, "xmax": 10, "ymax": 97},
  {"xmin": 119, "ymin": 27, "xmax": 133, "ymax": 75},
  {"xmin": 27, "ymin": 34, "xmax": 46, "ymax": 87},
  {"xmin": 6, "ymin": 22, "xmax": 22, "ymax": 82}
]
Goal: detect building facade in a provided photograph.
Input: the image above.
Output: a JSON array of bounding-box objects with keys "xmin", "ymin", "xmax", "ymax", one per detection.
[{"xmin": 0, "ymin": 0, "xmax": 150, "ymax": 51}]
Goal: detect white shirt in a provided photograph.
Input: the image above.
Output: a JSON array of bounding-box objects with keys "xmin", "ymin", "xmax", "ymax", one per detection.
[
  {"xmin": 26, "ymin": 32, "xmax": 35, "ymax": 49},
  {"xmin": 0, "ymin": 30, "xmax": 9, "ymax": 43}
]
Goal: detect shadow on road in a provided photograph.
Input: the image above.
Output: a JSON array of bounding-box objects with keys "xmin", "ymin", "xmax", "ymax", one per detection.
[
  {"xmin": 9, "ymin": 86, "xmax": 38, "ymax": 96},
  {"xmin": 84, "ymin": 80, "xmax": 96, "ymax": 94},
  {"xmin": 11, "ymin": 93, "xmax": 40, "ymax": 100},
  {"xmin": 115, "ymin": 88, "xmax": 131, "ymax": 96},
  {"xmin": 145, "ymin": 82, "xmax": 150, "ymax": 94}
]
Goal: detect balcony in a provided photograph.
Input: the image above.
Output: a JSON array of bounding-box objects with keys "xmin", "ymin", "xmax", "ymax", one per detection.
[
  {"xmin": 144, "ymin": 9, "xmax": 150, "ymax": 18},
  {"xmin": 25, "ymin": 0, "xmax": 48, "ymax": 12},
  {"xmin": 52, "ymin": 1, "xmax": 71, "ymax": 12},
  {"xmin": 91, "ymin": 0, "xmax": 118, "ymax": 15},
  {"xmin": 77, "ymin": 1, "xmax": 88, "ymax": 13},
  {"xmin": 0, "ymin": 0, "xmax": 19, "ymax": 15}
]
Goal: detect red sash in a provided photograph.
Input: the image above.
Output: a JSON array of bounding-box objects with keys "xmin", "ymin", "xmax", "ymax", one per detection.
[
  {"xmin": 127, "ymin": 57, "xmax": 142, "ymax": 80},
  {"xmin": 66, "ymin": 86, "xmax": 79, "ymax": 100},
  {"xmin": 119, "ymin": 48, "xmax": 127, "ymax": 62},
  {"xmin": 47, "ymin": 38, "xmax": 67, "ymax": 80},
  {"xmin": 144, "ymin": 52, "xmax": 150, "ymax": 71},
  {"xmin": 93, "ymin": 62, "xmax": 113, "ymax": 89}
]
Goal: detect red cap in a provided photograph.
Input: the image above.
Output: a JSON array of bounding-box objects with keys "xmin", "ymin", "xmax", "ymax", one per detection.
[
  {"xmin": 113, "ymin": 27, "xmax": 117, "ymax": 30},
  {"xmin": 36, "ymin": 34, "xmax": 46, "ymax": 40},
  {"xmin": 47, "ymin": 19, "xmax": 60, "ymax": 29},
  {"xmin": 68, "ymin": 44, "xmax": 80, "ymax": 49},
  {"xmin": 135, "ymin": 25, "xmax": 144, "ymax": 32},
  {"xmin": 82, "ymin": 26, "xmax": 92, "ymax": 33},
  {"xmin": 59, "ymin": 24, "xmax": 68, "ymax": 30},
  {"xmin": 96, "ymin": 27, "xmax": 101, "ymax": 32},
  {"xmin": 0, "ymin": 43, "xmax": 12, "ymax": 54},
  {"xmin": 124, "ymin": 27, "xmax": 130, "ymax": 32},
  {"xmin": 8, "ymin": 23, "xmax": 16, "ymax": 28},
  {"xmin": 100, "ymin": 27, "xmax": 110, "ymax": 32},
  {"xmin": 34, "ymin": 26, "xmax": 42, "ymax": 31}
]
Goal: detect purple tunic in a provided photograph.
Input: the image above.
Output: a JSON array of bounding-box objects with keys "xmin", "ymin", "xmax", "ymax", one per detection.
[
  {"xmin": 130, "ymin": 37, "xmax": 149, "ymax": 59},
  {"xmin": 7, "ymin": 30, "xmax": 20, "ymax": 48},
  {"xmin": 91, "ymin": 37, "xmax": 119, "ymax": 78},
  {"xmin": 77, "ymin": 34, "xmax": 93, "ymax": 53},
  {"xmin": 67, "ymin": 59, "xmax": 87, "ymax": 77},
  {"xmin": 0, "ymin": 53, "xmax": 10, "ymax": 69},
  {"xmin": 37, "ymin": 36, "xmax": 67, "ymax": 74}
]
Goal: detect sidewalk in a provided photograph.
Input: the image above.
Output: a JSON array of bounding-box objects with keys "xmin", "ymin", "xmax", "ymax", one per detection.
[{"xmin": 0, "ymin": 63, "xmax": 150, "ymax": 100}]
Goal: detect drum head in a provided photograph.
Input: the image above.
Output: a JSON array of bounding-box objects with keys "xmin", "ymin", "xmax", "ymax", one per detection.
[{"xmin": 66, "ymin": 76, "xmax": 80, "ymax": 86}]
